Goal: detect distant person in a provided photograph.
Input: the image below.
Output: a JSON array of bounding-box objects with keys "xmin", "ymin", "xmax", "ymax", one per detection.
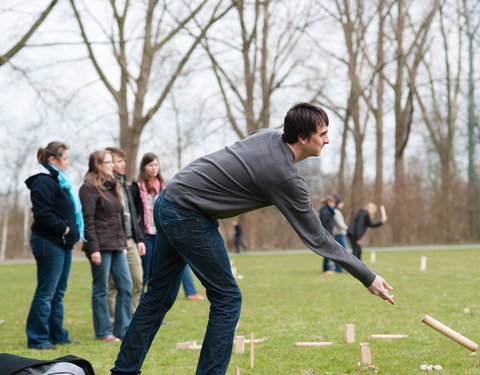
[
  {"xmin": 232, "ymin": 220, "xmax": 247, "ymax": 253},
  {"xmin": 106, "ymin": 147, "xmax": 146, "ymax": 316},
  {"xmin": 319, "ymin": 196, "xmax": 336, "ymax": 274},
  {"xmin": 111, "ymin": 102, "xmax": 394, "ymax": 375},
  {"xmin": 130, "ymin": 152, "xmax": 204, "ymax": 300},
  {"xmin": 347, "ymin": 203, "xmax": 387, "ymax": 260},
  {"xmin": 80, "ymin": 150, "xmax": 132, "ymax": 342},
  {"xmin": 25, "ymin": 141, "xmax": 82, "ymax": 350},
  {"xmin": 332, "ymin": 196, "xmax": 349, "ymax": 272}
]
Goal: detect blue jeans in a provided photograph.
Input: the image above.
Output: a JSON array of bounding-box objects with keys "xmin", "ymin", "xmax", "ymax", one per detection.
[
  {"xmin": 90, "ymin": 251, "xmax": 132, "ymax": 339},
  {"xmin": 112, "ymin": 190, "xmax": 242, "ymax": 375},
  {"xmin": 141, "ymin": 234, "xmax": 156, "ymax": 290},
  {"xmin": 144, "ymin": 235, "xmax": 197, "ymax": 296},
  {"xmin": 182, "ymin": 265, "xmax": 198, "ymax": 297},
  {"xmin": 26, "ymin": 233, "xmax": 72, "ymax": 347},
  {"xmin": 334, "ymin": 234, "xmax": 348, "ymax": 272}
]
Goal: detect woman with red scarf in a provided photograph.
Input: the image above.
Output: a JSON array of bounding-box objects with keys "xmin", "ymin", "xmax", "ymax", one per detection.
[{"xmin": 131, "ymin": 153, "xmax": 204, "ymax": 300}]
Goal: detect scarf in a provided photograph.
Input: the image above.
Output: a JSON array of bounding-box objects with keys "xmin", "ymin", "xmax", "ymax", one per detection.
[
  {"xmin": 49, "ymin": 164, "xmax": 85, "ymax": 241},
  {"xmin": 137, "ymin": 178, "xmax": 163, "ymax": 235}
]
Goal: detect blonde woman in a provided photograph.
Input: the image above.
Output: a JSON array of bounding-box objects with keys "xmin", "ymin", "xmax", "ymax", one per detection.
[
  {"xmin": 79, "ymin": 150, "xmax": 132, "ymax": 342},
  {"xmin": 347, "ymin": 203, "xmax": 387, "ymax": 260}
]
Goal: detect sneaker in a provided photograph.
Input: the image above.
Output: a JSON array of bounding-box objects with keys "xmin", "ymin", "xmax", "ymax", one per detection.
[
  {"xmin": 186, "ymin": 293, "xmax": 205, "ymax": 300},
  {"xmin": 98, "ymin": 335, "xmax": 120, "ymax": 342},
  {"xmin": 30, "ymin": 343, "xmax": 57, "ymax": 350}
]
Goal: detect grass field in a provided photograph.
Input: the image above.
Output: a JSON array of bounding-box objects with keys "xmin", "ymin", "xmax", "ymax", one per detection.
[{"xmin": 1, "ymin": 249, "xmax": 479, "ymax": 374}]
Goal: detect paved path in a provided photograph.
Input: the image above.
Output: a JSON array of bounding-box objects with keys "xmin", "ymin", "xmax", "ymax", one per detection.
[{"xmin": 1, "ymin": 243, "xmax": 479, "ymax": 264}]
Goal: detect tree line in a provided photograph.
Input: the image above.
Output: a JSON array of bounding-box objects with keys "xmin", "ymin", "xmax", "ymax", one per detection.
[{"xmin": 0, "ymin": 0, "xmax": 479, "ymax": 258}]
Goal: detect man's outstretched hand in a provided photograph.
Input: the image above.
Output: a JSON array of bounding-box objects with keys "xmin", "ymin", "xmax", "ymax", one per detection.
[{"xmin": 367, "ymin": 275, "xmax": 395, "ymax": 305}]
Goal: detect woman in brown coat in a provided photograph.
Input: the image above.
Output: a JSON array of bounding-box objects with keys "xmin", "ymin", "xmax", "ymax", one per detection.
[{"xmin": 79, "ymin": 150, "xmax": 132, "ymax": 342}]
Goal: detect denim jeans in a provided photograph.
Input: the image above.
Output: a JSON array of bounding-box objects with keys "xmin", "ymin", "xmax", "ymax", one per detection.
[
  {"xmin": 26, "ymin": 233, "xmax": 72, "ymax": 348},
  {"xmin": 90, "ymin": 250, "xmax": 132, "ymax": 339},
  {"xmin": 112, "ymin": 190, "xmax": 242, "ymax": 375},
  {"xmin": 141, "ymin": 234, "xmax": 156, "ymax": 290},
  {"xmin": 334, "ymin": 234, "xmax": 348, "ymax": 272},
  {"xmin": 182, "ymin": 265, "xmax": 198, "ymax": 297}
]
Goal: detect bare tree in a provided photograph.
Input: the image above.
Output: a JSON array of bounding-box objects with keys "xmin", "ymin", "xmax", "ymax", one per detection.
[
  {"xmin": 414, "ymin": 0, "xmax": 463, "ymax": 241},
  {"xmin": 202, "ymin": 0, "xmax": 316, "ymax": 138},
  {"xmin": 0, "ymin": 0, "xmax": 58, "ymax": 67},
  {"xmin": 69, "ymin": 0, "xmax": 233, "ymax": 178},
  {"xmin": 388, "ymin": 0, "xmax": 439, "ymax": 193}
]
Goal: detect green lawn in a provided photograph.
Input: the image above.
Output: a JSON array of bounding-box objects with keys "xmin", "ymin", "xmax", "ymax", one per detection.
[{"xmin": 1, "ymin": 249, "xmax": 479, "ymax": 374}]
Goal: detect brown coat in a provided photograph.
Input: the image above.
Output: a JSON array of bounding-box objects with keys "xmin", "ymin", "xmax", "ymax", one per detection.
[{"xmin": 79, "ymin": 179, "xmax": 127, "ymax": 254}]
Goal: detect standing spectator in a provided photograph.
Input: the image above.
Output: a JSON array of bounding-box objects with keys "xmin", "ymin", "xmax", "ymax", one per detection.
[
  {"xmin": 131, "ymin": 153, "xmax": 204, "ymax": 300},
  {"xmin": 319, "ymin": 196, "xmax": 336, "ymax": 274},
  {"xmin": 106, "ymin": 147, "xmax": 146, "ymax": 316},
  {"xmin": 80, "ymin": 150, "xmax": 132, "ymax": 342},
  {"xmin": 332, "ymin": 196, "xmax": 349, "ymax": 272},
  {"xmin": 232, "ymin": 220, "xmax": 248, "ymax": 253},
  {"xmin": 347, "ymin": 203, "xmax": 387, "ymax": 260},
  {"xmin": 25, "ymin": 141, "xmax": 82, "ymax": 349}
]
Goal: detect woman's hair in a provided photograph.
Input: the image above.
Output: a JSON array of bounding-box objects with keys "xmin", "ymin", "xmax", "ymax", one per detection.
[
  {"xmin": 137, "ymin": 152, "xmax": 164, "ymax": 194},
  {"xmin": 37, "ymin": 141, "xmax": 68, "ymax": 163},
  {"xmin": 84, "ymin": 150, "xmax": 122, "ymax": 202},
  {"xmin": 321, "ymin": 196, "xmax": 335, "ymax": 205}
]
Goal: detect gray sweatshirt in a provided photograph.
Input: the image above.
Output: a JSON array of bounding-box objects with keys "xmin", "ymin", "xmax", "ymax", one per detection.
[{"xmin": 167, "ymin": 129, "xmax": 376, "ymax": 286}]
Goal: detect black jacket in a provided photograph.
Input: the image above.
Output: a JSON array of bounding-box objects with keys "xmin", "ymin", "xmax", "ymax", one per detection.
[
  {"xmin": 25, "ymin": 163, "xmax": 79, "ymax": 249},
  {"xmin": 130, "ymin": 181, "xmax": 146, "ymax": 234},
  {"xmin": 114, "ymin": 174, "xmax": 144, "ymax": 243},
  {"xmin": 347, "ymin": 208, "xmax": 383, "ymax": 240},
  {"xmin": 319, "ymin": 204, "xmax": 335, "ymax": 235}
]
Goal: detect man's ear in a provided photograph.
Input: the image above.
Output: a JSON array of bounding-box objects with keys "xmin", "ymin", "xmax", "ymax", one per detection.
[{"xmin": 297, "ymin": 136, "xmax": 308, "ymax": 145}]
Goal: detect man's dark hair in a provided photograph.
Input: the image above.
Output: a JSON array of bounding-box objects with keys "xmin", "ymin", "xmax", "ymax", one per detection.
[
  {"xmin": 282, "ymin": 102, "xmax": 329, "ymax": 144},
  {"xmin": 106, "ymin": 147, "xmax": 126, "ymax": 158}
]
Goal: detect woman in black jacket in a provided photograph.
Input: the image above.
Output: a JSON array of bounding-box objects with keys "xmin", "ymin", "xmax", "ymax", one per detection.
[
  {"xmin": 25, "ymin": 141, "xmax": 83, "ymax": 350},
  {"xmin": 347, "ymin": 203, "xmax": 387, "ymax": 260},
  {"xmin": 79, "ymin": 150, "xmax": 132, "ymax": 342}
]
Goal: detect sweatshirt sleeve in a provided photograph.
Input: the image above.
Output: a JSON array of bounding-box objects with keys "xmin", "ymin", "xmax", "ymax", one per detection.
[
  {"xmin": 271, "ymin": 177, "xmax": 376, "ymax": 287},
  {"xmin": 30, "ymin": 176, "xmax": 68, "ymax": 234},
  {"xmin": 333, "ymin": 209, "xmax": 348, "ymax": 232},
  {"xmin": 79, "ymin": 184, "xmax": 100, "ymax": 254}
]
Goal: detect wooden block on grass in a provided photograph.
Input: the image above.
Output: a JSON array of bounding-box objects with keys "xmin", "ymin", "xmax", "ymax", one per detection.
[
  {"xmin": 294, "ymin": 342, "xmax": 333, "ymax": 347},
  {"xmin": 370, "ymin": 334, "xmax": 408, "ymax": 339},
  {"xmin": 235, "ymin": 336, "xmax": 245, "ymax": 354},
  {"xmin": 360, "ymin": 343, "xmax": 372, "ymax": 364},
  {"xmin": 344, "ymin": 324, "xmax": 355, "ymax": 343},
  {"xmin": 176, "ymin": 341, "xmax": 196, "ymax": 349}
]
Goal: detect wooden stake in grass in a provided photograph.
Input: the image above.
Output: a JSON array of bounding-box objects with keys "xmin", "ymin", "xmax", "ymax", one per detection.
[
  {"xmin": 345, "ymin": 324, "xmax": 355, "ymax": 343},
  {"xmin": 420, "ymin": 256, "xmax": 427, "ymax": 271},
  {"xmin": 235, "ymin": 336, "xmax": 245, "ymax": 354},
  {"xmin": 250, "ymin": 332, "xmax": 255, "ymax": 369},
  {"xmin": 370, "ymin": 252, "xmax": 376, "ymax": 263},
  {"xmin": 360, "ymin": 343, "xmax": 372, "ymax": 364},
  {"xmin": 235, "ymin": 366, "xmax": 240, "ymax": 375},
  {"xmin": 421, "ymin": 314, "xmax": 479, "ymax": 352}
]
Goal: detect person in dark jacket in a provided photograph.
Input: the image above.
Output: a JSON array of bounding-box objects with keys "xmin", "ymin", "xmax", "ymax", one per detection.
[
  {"xmin": 319, "ymin": 196, "xmax": 336, "ymax": 274},
  {"xmin": 25, "ymin": 141, "xmax": 83, "ymax": 350},
  {"xmin": 79, "ymin": 150, "xmax": 132, "ymax": 342},
  {"xmin": 106, "ymin": 147, "xmax": 146, "ymax": 316},
  {"xmin": 347, "ymin": 203, "xmax": 387, "ymax": 260}
]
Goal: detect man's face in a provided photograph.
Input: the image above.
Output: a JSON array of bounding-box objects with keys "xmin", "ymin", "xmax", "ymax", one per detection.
[
  {"xmin": 112, "ymin": 154, "xmax": 126, "ymax": 175},
  {"xmin": 300, "ymin": 124, "xmax": 329, "ymax": 157}
]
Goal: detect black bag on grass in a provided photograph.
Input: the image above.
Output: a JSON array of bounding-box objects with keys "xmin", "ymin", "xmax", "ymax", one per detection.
[{"xmin": 0, "ymin": 353, "xmax": 94, "ymax": 375}]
